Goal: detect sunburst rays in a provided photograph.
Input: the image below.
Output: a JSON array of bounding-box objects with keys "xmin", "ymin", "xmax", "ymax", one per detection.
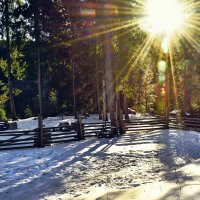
[
  {"xmin": 77, "ymin": 0, "xmax": 199, "ymax": 67},
  {"xmin": 76, "ymin": 0, "xmax": 200, "ymax": 113}
]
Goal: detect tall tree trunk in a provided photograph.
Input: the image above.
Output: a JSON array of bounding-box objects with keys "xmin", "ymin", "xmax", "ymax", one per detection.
[
  {"xmin": 124, "ymin": 94, "xmax": 129, "ymax": 120},
  {"xmin": 116, "ymin": 90, "xmax": 124, "ymax": 134},
  {"xmin": 183, "ymin": 60, "xmax": 193, "ymax": 115},
  {"xmin": 5, "ymin": 0, "xmax": 17, "ymax": 120},
  {"xmin": 137, "ymin": 69, "xmax": 142, "ymax": 111},
  {"xmin": 37, "ymin": 47, "xmax": 43, "ymax": 144},
  {"xmin": 72, "ymin": 57, "xmax": 77, "ymax": 119},
  {"xmin": 95, "ymin": 43, "xmax": 101, "ymax": 119},
  {"xmin": 104, "ymin": 30, "xmax": 116, "ymax": 126},
  {"xmin": 115, "ymin": 75, "xmax": 123, "ymax": 122},
  {"xmin": 102, "ymin": 78, "xmax": 107, "ymax": 121},
  {"xmin": 183, "ymin": 66, "xmax": 188, "ymax": 114},
  {"xmin": 144, "ymin": 86, "xmax": 148, "ymax": 113},
  {"xmin": 33, "ymin": 0, "xmax": 43, "ymax": 147},
  {"xmin": 115, "ymin": 90, "xmax": 120, "ymax": 121},
  {"xmin": 165, "ymin": 53, "xmax": 170, "ymax": 128},
  {"xmin": 96, "ymin": 74, "xmax": 101, "ymax": 119},
  {"xmin": 115, "ymin": 58, "xmax": 124, "ymax": 133},
  {"xmin": 182, "ymin": 43, "xmax": 193, "ymax": 115},
  {"xmin": 95, "ymin": 5, "xmax": 102, "ymax": 120},
  {"xmin": 187, "ymin": 63, "xmax": 192, "ymax": 114}
]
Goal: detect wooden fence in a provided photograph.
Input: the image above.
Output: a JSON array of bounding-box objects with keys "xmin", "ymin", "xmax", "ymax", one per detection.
[
  {"xmin": 169, "ymin": 117, "xmax": 200, "ymax": 132},
  {"xmin": 0, "ymin": 116, "xmax": 199, "ymax": 150},
  {"xmin": 0, "ymin": 122, "xmax": 8, "ymax": 131},
  {"xmin": 126, "ymin": 117, "xmax": 166, "ymax": 132},
  {"xmin": 0, "ymin": 125, "xmax": 81, "ymax": 150},
  {"xmin": 0, "ymin": 121, "xmax": 106, "ymax": 150},
  {"xmin": 0, "ymin": 129, "xmax": 37, "ymax": 150}
]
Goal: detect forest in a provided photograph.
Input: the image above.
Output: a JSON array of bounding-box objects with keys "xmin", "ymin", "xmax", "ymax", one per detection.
[
  {"xmin": 1, "ymin": 1, "xmax": 200, "ymax": 199},
  {"xmin": 0, "ymin": 0, "xmax": 200, "ymax": 122}
]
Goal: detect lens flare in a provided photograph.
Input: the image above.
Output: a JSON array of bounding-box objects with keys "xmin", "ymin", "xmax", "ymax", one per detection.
[
  {"xmin": 161, "ymin": 37, "xmax": 168, "ymax": 53},
  {"xmin": 80, "ymin": 8, "xmax": 96, "ymax": 17},
  {"xmin": 158, "ymin": 60, "xmax": 167, "ymax": 72}
]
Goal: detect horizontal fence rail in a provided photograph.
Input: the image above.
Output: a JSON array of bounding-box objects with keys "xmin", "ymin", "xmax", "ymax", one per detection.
[
  {"xmin": 36, "ymin": 125, "xmax": 80, "ymax": 147},
  {"xmin": 0, "ymin": 122, "xmax": 9, "ymax": 131},
  {"xmin": 0, "ymin": 129, "xmax": 37, "ymax": 150},
  {"xmin": 84, "ymin": 122, "xmax": 111, "ymax": 137},
  {"xmin": 169, "ymin": 117, "xmax": 200, "ymax": 132},
  {"xmin": 125, "ymin": 117, "xmax": 166, "ymax": 132},
  {"xmin": 1, "ymin": 116, "xmax": 199, "ymax": 150}
]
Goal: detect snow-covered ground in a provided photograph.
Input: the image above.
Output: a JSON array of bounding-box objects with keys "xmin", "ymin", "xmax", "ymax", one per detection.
[
  {"xmin": 8, "ymin": 114, "xmax": 100, "ymax": 131},
  {"xmin": 0, "ymin": 114, "xmax": 146, "ymax": 150},
  {"xmin": 16, "ymin": 116, "xmax": 67, "ymax": 130},
  {"xmin": 0, "ymin": 128, "xmax": 200, "ymax": 200},
  {"xmin": 15, "ymin": 113, "xmax": 144, "ymax": 130}
]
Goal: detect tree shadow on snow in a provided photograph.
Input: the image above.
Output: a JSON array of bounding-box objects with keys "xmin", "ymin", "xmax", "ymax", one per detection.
[
  {"xmin": 1, "ymin": 129, "xmax": 200, "ymax": 200},
  {"xmin": 0, "ymin": 137, "xmax": 120, "ymax": 200}
]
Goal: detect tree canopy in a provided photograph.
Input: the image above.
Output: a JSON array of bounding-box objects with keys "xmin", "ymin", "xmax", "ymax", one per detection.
[{"xmin": 0, "ymin": 0, "xmax": 200, "ymax": 121}]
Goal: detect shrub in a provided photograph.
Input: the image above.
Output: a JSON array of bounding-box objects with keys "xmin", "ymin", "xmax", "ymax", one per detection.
[
  {"xmin": 0, "ymin": 108, "xmax": 7, "ymax": 121},
  {"xmin": 24, "ymin": 105, "xmax": 33, "ymax": 118}
]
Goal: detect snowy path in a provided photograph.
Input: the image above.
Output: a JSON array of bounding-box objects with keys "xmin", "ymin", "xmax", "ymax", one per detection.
[{"xmin": 0, "ymin": 129, "xmax": 200, "ymax": 200}]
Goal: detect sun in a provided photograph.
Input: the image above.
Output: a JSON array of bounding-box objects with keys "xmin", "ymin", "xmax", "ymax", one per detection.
[{"xmin": 141, "ymin": 0, "xmax": 186, "ymax": 37}]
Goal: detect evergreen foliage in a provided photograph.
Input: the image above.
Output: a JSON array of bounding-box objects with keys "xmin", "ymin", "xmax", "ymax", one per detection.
[{"xmin": 0, "ymin": 0, "xmax": 199, "ymax": 119}]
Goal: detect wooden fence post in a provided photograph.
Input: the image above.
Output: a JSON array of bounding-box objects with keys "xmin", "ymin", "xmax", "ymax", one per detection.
[
  {"xmin": 77, "ymin": 113, "xmax": 85, "ymax": 140},
  {"xmin": 118, "ymin": 120, "xmax": 125, "ymax": 135},
  {"xmin": 38, "ymin": 114, "xmax": 44, "ymax": 148},
  {"xmin": 43, "ymin": 130, "xmax": 52, "ymax": 146},
  {"xmin": 118, "ymin": 110, "xmax": 125, "ymax": 135}
]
